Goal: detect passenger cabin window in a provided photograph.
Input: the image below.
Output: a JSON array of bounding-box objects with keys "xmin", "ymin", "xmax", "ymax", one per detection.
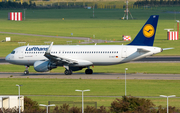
[{"xmin": 11, "ymin": 51, "xmax": 15, "ymax": 54}]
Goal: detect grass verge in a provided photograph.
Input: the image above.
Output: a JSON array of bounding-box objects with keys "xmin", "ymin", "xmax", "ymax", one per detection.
[{"xmin": 0, "ymin": 78, "xmax": 179, "ymax": 108}]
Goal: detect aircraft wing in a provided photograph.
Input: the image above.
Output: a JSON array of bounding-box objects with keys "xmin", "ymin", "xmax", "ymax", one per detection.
[
  {"xmin": 44, "ymin": 42, "xmax": 92, "ymax": 66},
  {"xmin": 44, "ymin": 42, "xmax": 78, "ymax": 64},
  {"xmin": 45, "ymin": 53, "xmax": 78, "ymax": 64}
]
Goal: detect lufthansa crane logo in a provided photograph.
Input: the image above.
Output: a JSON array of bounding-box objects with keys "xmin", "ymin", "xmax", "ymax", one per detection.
[{"xmin": 143, "ymin": 24, "xmax": 155, "ymax": 38}]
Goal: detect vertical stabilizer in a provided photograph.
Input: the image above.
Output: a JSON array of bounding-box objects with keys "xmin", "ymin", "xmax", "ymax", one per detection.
[{"xmin": 128, "ymin": 15, "xmax": 159, "ymax": 46}]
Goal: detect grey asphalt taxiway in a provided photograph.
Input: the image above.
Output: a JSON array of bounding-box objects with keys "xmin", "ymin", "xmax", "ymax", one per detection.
[
  {"xmin": 1, "ymin": 56, "xmax": 180, "ymax": 80},
  {"xmin": 0, "ymin": 72, "xmax": 180, "ymax": 80}
]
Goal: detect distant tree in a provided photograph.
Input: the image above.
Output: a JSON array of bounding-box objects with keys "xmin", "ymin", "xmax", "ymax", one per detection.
[
  {"xmin": 22, "ymin": 2, "xmax": 28, "ymax": 8},
  {"xmin": 160, "ymin": 0, "xmax": 164, "ymax": 5},
  {"xmin": 167, "ymin": 0, "xmax": 171, "ymax": 5},
  {"xmin": 28, "ymin": 1, "xmax": 36, "ymax": 8},
  {"xmin": 97, "ymin": 106, "xmax": 110, "ymax": 113},
  {"xmin": 157, "ymin": 105, "xmax": 180, "ymax": 113},
  {"xmin": 69, "ymin": 106, "xmax": 81, "ymax": 113},
  {"xmin": 110, "ymin": 96, "xmax": 156, "ymax": 113},
  {"xmin": 59, "ymin": 103, "xmax": 70, "ymax": 113},
  {"xmin": 84, "ymin": 105, "xmax": 98, "ymax": 113},
  {"xmin": 52, "ymin": 104, "xmax": 110, "ymax": 113},
  {"xmin": 24, "ymin": 96, "xmax": 46, "ymax": 113},
  {"xmin": 173, "ymin": 0, "xmax": 178, "ymax": 5},
  {"xmin": 145, "ymin": 0, "xmax": 149, "ymax": 5},
  {"xmin": 33, "ymin": 2, "xmax": 36, "ymax": 7}
]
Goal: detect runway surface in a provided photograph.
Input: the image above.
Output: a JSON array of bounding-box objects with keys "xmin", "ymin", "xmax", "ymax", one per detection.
[
  {"xmin": 0, "ymin": 72, "xmax": 180, "ymax": 80},
  {"xmin": 1, "ymin": 56, "xmax": 180, "ymax": 80},
  {"xmin": 0, "ymin": 58, "xmax": 6, "ymax": 63}
]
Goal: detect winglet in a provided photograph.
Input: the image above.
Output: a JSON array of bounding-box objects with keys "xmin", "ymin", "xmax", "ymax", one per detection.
[{"xmin": 46, "ymin": 42, "xmax": 53, "ymax": 54}]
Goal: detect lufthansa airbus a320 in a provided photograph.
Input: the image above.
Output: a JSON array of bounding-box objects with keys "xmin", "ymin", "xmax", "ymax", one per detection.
[{"xmin": 5, "ymin": 15, "xmax": 172, "ymax": 75}]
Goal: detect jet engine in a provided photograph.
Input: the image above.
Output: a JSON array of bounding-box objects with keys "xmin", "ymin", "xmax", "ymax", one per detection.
[{"xmin": 34, "ymin": 60, "xmax": 57, "ymax": 72}]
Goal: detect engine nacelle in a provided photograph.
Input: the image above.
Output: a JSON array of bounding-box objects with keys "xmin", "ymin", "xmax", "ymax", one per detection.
[{"xmin": 34, "ymin": 60, "xmax": 57, "ymax": 72}]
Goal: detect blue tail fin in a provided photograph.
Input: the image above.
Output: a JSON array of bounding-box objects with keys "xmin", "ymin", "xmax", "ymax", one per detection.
[{"xmin": 128, "ymin": 15, "xmax": 159, "ymax": 46}]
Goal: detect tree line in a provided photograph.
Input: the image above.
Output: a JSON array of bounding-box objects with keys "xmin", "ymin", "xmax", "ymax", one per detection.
[
  {"xmin": 0, "ymin": 96, "xmax": 180, "ymax": 113},
  {"xmin": 0, "ymin": 1, "xmax": 36, "ymax": 9},
  {"xmin": 134, "ymin": 0, "xmax": 180, "ymax": 6},
  {"xmin": 0, "ymin": 1, "xmax": 86, "ymax": 9},
  {"xmin": 2, "ymin": 0, "xmax": 180, "ymax": 9}
]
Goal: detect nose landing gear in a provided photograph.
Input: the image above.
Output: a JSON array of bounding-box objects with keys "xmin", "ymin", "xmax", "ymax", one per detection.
[{"xmin": 24, "ymin": 65, "xmax": 29, "ymax": 75}]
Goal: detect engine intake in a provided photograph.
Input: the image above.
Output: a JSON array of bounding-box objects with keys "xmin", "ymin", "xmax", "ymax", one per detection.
[{"xmin": 34, "ymin": 60, "xmax": 57, "ymax": 72}]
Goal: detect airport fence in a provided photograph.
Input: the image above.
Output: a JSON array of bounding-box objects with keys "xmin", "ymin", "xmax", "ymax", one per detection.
[{"xmin": 48, "ymin": 101, "xmax": 97, "ymax": 113}]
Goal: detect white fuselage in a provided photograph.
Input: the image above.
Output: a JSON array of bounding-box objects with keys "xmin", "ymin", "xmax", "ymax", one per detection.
[{"xmin": 5, "ymin": 45, "xmax": 162, "ymax": 66}]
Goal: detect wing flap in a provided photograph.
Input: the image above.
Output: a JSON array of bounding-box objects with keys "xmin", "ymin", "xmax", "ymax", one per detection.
[
  {"xmin": 44, "ymin": 42, "xmax": 77, "ymax": 64},
  {"xmin": 44, "ymin": 42, "xmax": 92, "ymax": 66}
]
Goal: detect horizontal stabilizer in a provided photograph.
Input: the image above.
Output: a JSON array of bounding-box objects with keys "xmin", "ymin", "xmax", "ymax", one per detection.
[{"xmin": 137, "ymin": 48, "xmax": 151, "ymax": 52}]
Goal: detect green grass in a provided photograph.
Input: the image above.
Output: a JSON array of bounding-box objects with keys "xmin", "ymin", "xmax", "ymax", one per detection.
[
  {"xmin": 0, "ymin": 33, "xmax": 83, "ymax": 57},
  {"xmin": 1, "ymin": 63, "xmax": 180, "ymax": 74},
  {"xmin": 0, "ymin": 7, "xmax": 180, "ymax": 109},
  {"xmin": 1, "ymin": 19, "xmax": 180, "ymax": 56},
  {"xmin": 0, "ymin": 78, "xmax": 179, "ymax": 107}
]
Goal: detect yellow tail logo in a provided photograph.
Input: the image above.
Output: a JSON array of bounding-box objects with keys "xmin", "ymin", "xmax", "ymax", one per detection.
[{"xmin": 143, "ymin": 24, "xmax": 155, "ymax": 38}]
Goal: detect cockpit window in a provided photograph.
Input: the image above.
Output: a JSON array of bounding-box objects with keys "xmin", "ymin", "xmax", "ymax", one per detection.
[{"xmin": 11, "ymin": 51, "xmax": 15, "ymax": 54}]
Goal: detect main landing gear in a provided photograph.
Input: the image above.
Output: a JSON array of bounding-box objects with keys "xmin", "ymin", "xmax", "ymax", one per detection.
[
  {"xmin": 64, "ymin": 69, "xmax": 72, "ymax": 75},
  {"xmin": 85, "ymin": 69, "xmax": 93, "ymax": 74},
  {"xmin": 64, "ymin": 65, "xmax": 72, "ymax": 75},
  {"xmin": 64, "ymin": 68, "xmax": 93, "ymax": 75},
  {"xmin": 24, "ymin": 65, "xmax": 29, "ymax": 75},
  {"xmin": 63, "ymin": 65, "xmax": 93, "ymax": 75}
]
